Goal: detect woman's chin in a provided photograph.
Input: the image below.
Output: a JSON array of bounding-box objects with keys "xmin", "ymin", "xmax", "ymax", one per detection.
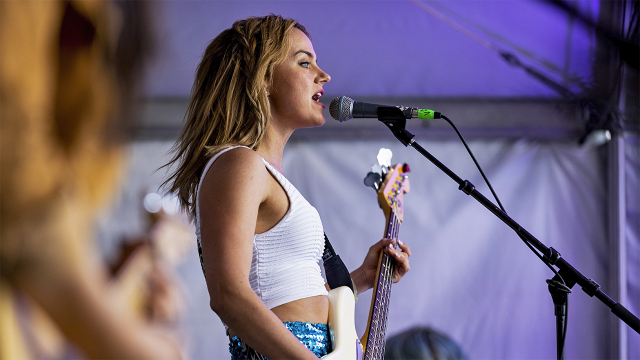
[{"xmin": 299, "ymin": 117, "xmax": 326, "ymax": 129}]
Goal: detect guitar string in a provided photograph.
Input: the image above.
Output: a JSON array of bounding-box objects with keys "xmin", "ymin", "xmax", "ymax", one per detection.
[
  {"xmin": 380, "ymin": 208, "xmax": 400, "ymax": 357},
  {"xmin": 376, "ymin": 211, "xmax": 399, "ymax": 358},
  {"xmin": 368, "ymin": 206, "xmax": 401, "ymax": 359},
  {"xmin": 366, "ymin": 210, "xmax": 394, "ymax": 360},
  {"xmin": 369, "ymin": 226, "xmax": 388, "ymax": 358},
  {"xmin": 367, "ymin": 177, "xmax": 404, "ymax": 359}
]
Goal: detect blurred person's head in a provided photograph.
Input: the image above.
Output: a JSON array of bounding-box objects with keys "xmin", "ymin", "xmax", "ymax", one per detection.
[
  {"xmin": 384, "ymin": 326, "xmax": 469, "ymax": 360},
  {"xmin": 162, "ymin": 14, "xmax": 309, "ymax": 217},
  {"xmin": 0, "ymin": 0, "xmax": 152, "ymax": 277}
]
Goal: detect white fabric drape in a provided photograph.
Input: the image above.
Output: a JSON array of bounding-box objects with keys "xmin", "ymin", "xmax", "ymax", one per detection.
[
  {"xmin": 282, "ymin": 138, "xmax": 610, "ymax": 360},
  {"xmin": 99, "ymin": 137, "xmax": 635, "ymax": 359}
]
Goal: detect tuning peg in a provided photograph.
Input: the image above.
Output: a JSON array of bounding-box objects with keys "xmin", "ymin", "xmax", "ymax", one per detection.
[
  {"xmin": 377, "ymin": 148, "xmax": 392, "ymax": 168},
  {"xmin": 364, "ymin": 171, "xmax": 381, "ymax": 190}
]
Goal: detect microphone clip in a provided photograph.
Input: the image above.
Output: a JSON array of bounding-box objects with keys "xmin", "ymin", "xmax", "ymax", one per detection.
[
  {"xmin": 377, "ymin": 107, "xmax": 415, "ymax": 146},
  {"xmin": 377, "ymin": 106, "xmax": 409, "ymax": 122}
]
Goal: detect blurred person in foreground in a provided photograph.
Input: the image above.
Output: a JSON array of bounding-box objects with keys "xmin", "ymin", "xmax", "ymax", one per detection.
[
  {"xmin": 0, "ymin": 1, "xmax": 183, "ymax": 358},
  {"xmin": 384, "ymin": 327, "xmax": 469, "ymax": 360}
]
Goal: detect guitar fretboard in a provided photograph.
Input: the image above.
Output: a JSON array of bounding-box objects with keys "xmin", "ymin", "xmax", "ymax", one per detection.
[{"xmin": 364, "ymin": 208, "xmax": 400, "ymax": 360}]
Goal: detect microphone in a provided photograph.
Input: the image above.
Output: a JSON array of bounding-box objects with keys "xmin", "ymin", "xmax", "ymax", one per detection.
[{"xmin": 329, "ymin": 96, "xmax": 441, "ymax": 122}]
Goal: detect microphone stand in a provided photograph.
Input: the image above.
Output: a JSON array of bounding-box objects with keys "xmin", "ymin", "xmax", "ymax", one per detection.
[{"xmin": 375, "ymin": 108, "xmax": 640, "ymax": 359}]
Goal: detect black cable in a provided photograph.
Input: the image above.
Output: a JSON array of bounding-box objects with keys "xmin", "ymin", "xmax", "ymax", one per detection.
[
  {"xmin": 439, "ymin": 114, "xmax": 566, "ymax": 284},
  {"xmin": 440, "ymin": 115, "xmax": 506, "ymax": 213}
]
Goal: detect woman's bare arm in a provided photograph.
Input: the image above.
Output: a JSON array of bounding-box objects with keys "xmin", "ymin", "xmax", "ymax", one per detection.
[{"xmin": 198, "ymin": 147, "xmax": 317, "ymax": 360}]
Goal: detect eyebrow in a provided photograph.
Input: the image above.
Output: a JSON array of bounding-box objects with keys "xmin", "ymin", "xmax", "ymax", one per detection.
[{"xmin": 293, "ymin": 50, "xmax": 314, "ymax": 59}]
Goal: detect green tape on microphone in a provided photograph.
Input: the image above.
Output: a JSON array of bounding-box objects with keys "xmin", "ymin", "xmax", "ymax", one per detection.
[{"xmin": 418, "ymin": 109, "xmax": 436, "ymax": 120}]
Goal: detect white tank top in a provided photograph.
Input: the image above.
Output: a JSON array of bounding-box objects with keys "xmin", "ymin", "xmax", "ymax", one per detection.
[{"xmin": 195, "ymin": 146, "xmax": 328, "ymax": 310}]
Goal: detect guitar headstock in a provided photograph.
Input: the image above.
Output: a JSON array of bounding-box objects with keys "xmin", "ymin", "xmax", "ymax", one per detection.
[{"xmin": 364, "ymin": 149, "xmax": 410, "ymax": 222}]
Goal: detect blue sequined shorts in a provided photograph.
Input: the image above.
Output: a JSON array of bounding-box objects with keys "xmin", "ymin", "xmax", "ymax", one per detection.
[{"xmin": 229, "ymin": 322, "xmax": 331, "ymax": 359}]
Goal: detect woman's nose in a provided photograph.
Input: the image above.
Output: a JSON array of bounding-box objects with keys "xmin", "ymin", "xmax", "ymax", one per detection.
[{"xmin": 317, "ymin": 66, "xmax": 330, "ymax": 84}]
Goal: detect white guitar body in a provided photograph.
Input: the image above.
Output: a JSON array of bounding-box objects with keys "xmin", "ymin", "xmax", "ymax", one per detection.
[{"xmin": 323, "ymin": 286, "xmax": 363, "ymax": 360}]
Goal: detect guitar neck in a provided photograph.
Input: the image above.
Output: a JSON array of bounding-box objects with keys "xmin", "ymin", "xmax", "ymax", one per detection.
[{"xmin": 361, "ymin": 209, "xmax": 401, "ymax": 360}]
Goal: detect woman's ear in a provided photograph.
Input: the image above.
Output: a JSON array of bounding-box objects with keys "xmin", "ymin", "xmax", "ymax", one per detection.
[{"xmin": 263, "ymin": 80, "xmax": 270, "ymax": 97}]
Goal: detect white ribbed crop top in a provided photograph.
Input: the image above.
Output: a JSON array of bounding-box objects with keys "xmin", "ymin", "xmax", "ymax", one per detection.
[{"xmin": 195, "ymin": 146, "xmax": 328, "ymax": 309}]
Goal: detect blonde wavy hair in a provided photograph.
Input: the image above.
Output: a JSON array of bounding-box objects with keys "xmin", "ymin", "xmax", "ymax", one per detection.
[{"xmin": 162, "ymin": 15, "xmax": 309, "ymax": 218}]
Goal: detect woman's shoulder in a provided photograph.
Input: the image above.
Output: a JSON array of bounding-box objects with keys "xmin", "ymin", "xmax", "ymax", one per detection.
[
  {"xmin": 198, "ymin": 146, "xmax": 271, "ymax": 212},
  {"xmin": 201, "ymin": 146, "xmax": 268, "ymax": 189},
  {"xmin": 210, "ymin": 146, "xmax": 264, "ymax": 172}
]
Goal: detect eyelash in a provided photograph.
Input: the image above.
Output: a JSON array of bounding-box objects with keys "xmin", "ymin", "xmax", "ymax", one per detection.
[{"xmin": 299, "ymin": 61, "xmax": 310, "ymax": 68}]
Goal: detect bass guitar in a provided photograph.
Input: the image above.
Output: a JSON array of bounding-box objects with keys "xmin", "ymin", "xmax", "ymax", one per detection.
[{"xmin": 325, "ymin": 149, "xmax": 410, "ymax": 360}]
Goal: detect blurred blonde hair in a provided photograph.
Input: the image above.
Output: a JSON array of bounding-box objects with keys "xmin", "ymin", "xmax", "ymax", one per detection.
[
  {"xmin": 1, "ymin": 0, "xmax": 150, "ymax": 274},
  {"xmin": 162, "ymin": 15, "xmax": 309, "ymax": 218},
  {"xmin": 0, "ymin": 1, "xmax": 152, "ymax": 358},
  {"xmin": 0, "ymin": 0, "xmax": 152, "ymax": 225}
]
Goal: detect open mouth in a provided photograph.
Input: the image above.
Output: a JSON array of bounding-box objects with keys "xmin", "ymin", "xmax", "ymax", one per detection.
[{"xmin": 312, "ymin": 92, "xmax": 322, "ymax": 102}]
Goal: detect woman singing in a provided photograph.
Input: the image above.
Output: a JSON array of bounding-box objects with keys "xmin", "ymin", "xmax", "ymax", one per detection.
[{"xmin": 163, "ymin": 15, "xmax": 411, "ymax": 359}]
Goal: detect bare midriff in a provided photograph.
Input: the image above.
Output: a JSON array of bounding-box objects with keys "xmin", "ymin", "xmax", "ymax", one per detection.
[{"xmin": 227, "ymin": 294, "xmax": 329, "ymax": 338}]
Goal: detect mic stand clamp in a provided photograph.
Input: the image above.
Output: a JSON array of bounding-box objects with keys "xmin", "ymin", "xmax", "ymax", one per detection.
[
  {"xmin": 547, "ymin": 276, "xmax": 572, "ymax": 360},
  {"xmin": 375, "ymin": 111, "xmax": 640, "ymax": 359},
  {"xmin": 378, "ymin": 107, "xmax": 416, "ymax": 146}
]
